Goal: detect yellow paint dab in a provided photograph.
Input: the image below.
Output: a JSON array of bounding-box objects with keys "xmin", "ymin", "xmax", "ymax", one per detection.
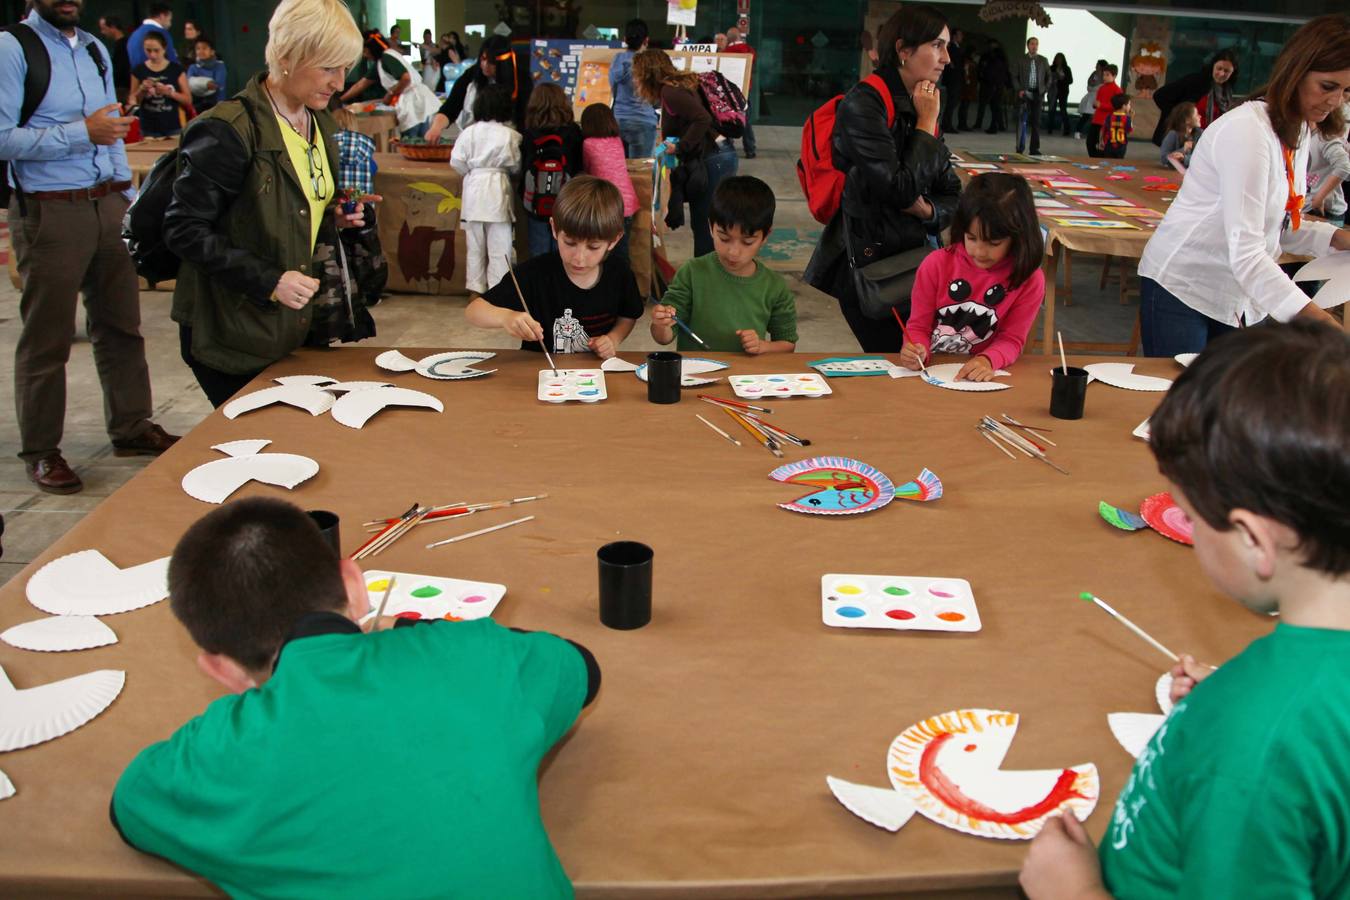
[{"xmin": 366, "ymin": 579, "xmax": 390, "ymax": 592}]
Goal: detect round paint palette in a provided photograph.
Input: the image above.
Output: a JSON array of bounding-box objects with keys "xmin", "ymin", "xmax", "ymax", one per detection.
[
  {"xmin": 730, "ymin": 373, "xmax": 832, "ymax": 399},
  {"xmin": 821, "ymin": 574, "xmax": 980, "ymax": 633},
  {"xmin": 537, "ymin": 369, "xmax": 608, "ymax": 403},
  {"xmin": 361, "ymin": 570, "xmax": 506, "ymax": 623}
]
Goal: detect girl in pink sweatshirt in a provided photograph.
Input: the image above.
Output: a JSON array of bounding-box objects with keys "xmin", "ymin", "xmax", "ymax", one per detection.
[
  {"xmin": 900, "ymin": 172, "xmax": 1046, "ymax": 381},
  {"xmin": 581, "ymin": 103, "xmax": 640, "ymax": 264}
]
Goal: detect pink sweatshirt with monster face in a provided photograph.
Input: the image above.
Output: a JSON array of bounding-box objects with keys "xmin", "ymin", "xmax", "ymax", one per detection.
[
  {"xmin": 906, "ymin": 243, "xmax": 1046, "ymax": 370},
  {"xmin": 581, "ymin": 136, "xmax": 639, "ymax": 217}
]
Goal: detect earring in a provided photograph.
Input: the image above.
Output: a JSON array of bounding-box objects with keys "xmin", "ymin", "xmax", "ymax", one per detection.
[{"xmin": 283, "ymin": 68, "xmax": 290, "ymax": 75}]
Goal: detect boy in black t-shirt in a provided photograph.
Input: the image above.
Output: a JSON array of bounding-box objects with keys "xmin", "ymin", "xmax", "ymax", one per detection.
[{"xmin": 467, "ymin": 176, "xmax": 643, "ymax": 358}]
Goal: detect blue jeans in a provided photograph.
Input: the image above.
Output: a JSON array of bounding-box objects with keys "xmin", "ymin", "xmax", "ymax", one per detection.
[
  {"xmin": 527, "ymin": 217, "xmax": 557, "ymax": 258},
  {"xmin": 688, "ymin": 144, "xmax": 739, "ymax": 258},
  {"xmin": 618, "ymin": 119, "xmax": 657, "ymax": 159},
  {"xmin": 401, "ymin": 122, "xmax": 429, "ymax": 139},
  {"xmin": 1139, "ymin": 277, "xmax": 1236, "ymax": 357}
]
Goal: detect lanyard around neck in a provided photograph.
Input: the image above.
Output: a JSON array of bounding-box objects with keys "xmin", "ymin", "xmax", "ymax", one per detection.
[{"xmin": 1282, "ymin": 145, "xmax": 1303, "ymax": 232}]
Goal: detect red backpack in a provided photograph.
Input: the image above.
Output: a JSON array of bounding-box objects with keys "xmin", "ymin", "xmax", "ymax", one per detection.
[{"xmin": 797, "ymin": 73, "xmax": 895, "ymax": 224}]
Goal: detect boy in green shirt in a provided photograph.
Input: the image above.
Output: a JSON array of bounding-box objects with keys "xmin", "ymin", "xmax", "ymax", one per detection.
[
  {"xmin": 1020, "ymin": 321, "xmax": 1350, "ymax": 900},
  {"xmin": 112, "ymin": 498, "xmax": 600, "ymax": 899},
  {"xmin": 652, "ymin": 175, "xmax": 798, "ymax": 354}
]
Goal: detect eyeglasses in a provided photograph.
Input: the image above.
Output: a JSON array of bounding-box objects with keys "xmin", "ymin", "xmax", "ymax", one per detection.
[{"xmin": 304, "ymin": 140, "xmax": 328, "ymax": 201}]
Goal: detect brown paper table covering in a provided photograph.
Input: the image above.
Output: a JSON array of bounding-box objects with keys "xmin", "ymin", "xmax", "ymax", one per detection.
[{"xmin": 0, "ymin": 348, "xmax": 1270, "ymax": 898}]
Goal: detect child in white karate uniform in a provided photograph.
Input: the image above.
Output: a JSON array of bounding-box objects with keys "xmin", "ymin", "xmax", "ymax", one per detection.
[{"xmin": 450, "ymin": 85, "xmax": 521, "ymax": 294}]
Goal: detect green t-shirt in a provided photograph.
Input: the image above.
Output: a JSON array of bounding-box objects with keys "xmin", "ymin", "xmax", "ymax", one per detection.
[
  {"xmin": 1100, "ymin": 623, "xmax": 1350, "ymax": 899},
  {"xmin": 113, "ymin": 618, "xmax": 587, "ymax": 899},
  {"xmin": 661, "ymin": 252, "xmax": 798, "ymax": 352}
]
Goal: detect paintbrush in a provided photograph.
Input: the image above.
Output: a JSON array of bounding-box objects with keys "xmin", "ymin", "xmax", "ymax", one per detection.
[
  {"xmin": 1080, "ymin": 592, "xmax": 1179, "ymax": 663},
  {"xmin": 367, "ymin": 506, "xmax": 431, "ymax": 557},
  {"xmin": 696, "ymin": 413, "xmax": 741, "ymax": 447},
  {"xmin": 891, "ymin": 307, "xmax": 931, "ymax": 378},
  {"xmin": 725, "ymin": 407, "xmax": 782, "ymax": 458},
  {"xmin": 1000, "ymin": 413, "xmax": 1057, "ymax": 446},
  {"xmin": 742, "ymin": 412, "xmax": 809, "ymax": 447},
  {"xmin": 697, "ymin": 394, "xmax": 773, "ymax": 415},
  {"xmin": 506, "ymin": 260, "xmax": 559, "ymax": 376},
  {"xmin": 351, "ymin": 502, "xmax": 418, "ymax": 560},
  {"xmin": 977, "ymin": 424, "xmax": 1017, "ymax": 459},
  {"xmin": 426, "ymin": 515, "xmax": 535, "ymax": 550},
  {"xmin": 649, "ymin": 299, "xmax": 710, "ymax": 349},
  {"xmin": 365, "ymin": 494, "xmax": 549, "ymax": 529},
  {"xmin": 1057, "ymin": 330, "xmax": 1070, "ymax": 375},
  {"xmin": 367, "ymin": 575, "xmax": 397, "ymax": 632}
]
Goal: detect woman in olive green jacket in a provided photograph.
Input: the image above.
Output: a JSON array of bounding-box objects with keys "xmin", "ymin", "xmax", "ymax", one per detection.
[{"xmin": 165, "ymin": 0, "xmax": 374, "ymax": 406}]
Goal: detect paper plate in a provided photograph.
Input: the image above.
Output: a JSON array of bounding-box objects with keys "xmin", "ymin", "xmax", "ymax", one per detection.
[
  {"xmin": 182, "ymin": 452, "xmax": 320, "ymax": 504},
  {"xmin": 330, "ymin": 387, "xmax": 444, "ymax": 428},
  {"xmin": 0, "ymin": 665, "xmax": 125, "ymax": 752},
  {"xmin": 222, "ymin": 384, "xmax": 336, "ymax": 419},
  {"xmin": 414, "ymin": 351, "xmax": 497, "ymax": 380},
  {"xmin": 769, "ymin": 456, "xmax": 896, "ymax": 516},
  {"xmin": 0, "ymin": 768, "xmax": 14, "ymax": 800},
  {"xmin": 272, "ymin": 374, "xmax": 336, "ymax": 387},
  {"xmin": 212, "ymin": 439, "xmax": 273, "ymax": 458},
  {"xmin": 921, "ymin": 363, "xmax": 1012, "ymax": 392},
  {"xmin": 826, "ymin": 776, "xmax": 916, "ymax": 832},
  {"xmin": 321, "ymin": 381, "xmax": 392, "ymax": 393},
  {"xmin": 1173, "ymin": 353, "xmax": 1198, "ymax": 367},
  {"xmin": 1084, "ymin": 363, "xmax": 1173, "ymax": 392},
  {"xmin": 1156, "ymin": 672, "xmax": 1175, "ymax": 715},
  {"xmin": 26, "ymin": 550, "xmax": 169, "ymax": 616},
  {"xmin": 1140, "ymin": 492, "xmax": 1194, "ymax": 546},
  {"xmin": 1132, "ymin": 419, "xmax": 1151, "ymax": 441},
  {"xmin": 375, "ymin": 349, "xmax": 419, "ymax": 372},
  {"xmin": 1107, "ymin": 712, "xmax": 1166, "ymax": 759},
  {"xmin": 634, "ymin": 356, "xmax": 728, "ymax": 386},
  {"xmin": 1098, "ymin": 500, "xmax": 1147, "ymax": 531},
  {"xmin": 600, "ymin": 357, "xmax": 640, "ymax": 373},
  {"xmin": 1, "ymin": 615, "xmax": 118, "ymax": 652}
]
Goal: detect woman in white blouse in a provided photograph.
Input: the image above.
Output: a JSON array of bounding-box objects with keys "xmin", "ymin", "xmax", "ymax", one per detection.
[{"xmin": 1138, "ymin": 15, "xmax": 1350, "ymax": 357}]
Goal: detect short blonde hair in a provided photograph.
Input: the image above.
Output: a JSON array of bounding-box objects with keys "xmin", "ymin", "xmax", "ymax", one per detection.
[
  {"xmin": 552, "ymin": 175, "xmax": 624, "ymax": 241},
  {"xmin": 265, "ymin": 0, "xmax": 362, "ymax": 74}
]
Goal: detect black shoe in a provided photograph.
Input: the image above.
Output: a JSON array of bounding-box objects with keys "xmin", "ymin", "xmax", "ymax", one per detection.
[
  {"xmin": 984, "ymin": 128, "xmax": 997, "ymax": 134},
  {"xmin": 744, "ymin": 151, "xmax": 756, "ymax": 158}
]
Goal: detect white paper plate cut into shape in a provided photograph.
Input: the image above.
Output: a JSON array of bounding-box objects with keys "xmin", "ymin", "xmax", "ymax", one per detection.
[
  {"xmin": 1084, "ymin": 363, "xmax": 1173, "ymax": 392},
  {"xmin": 182, "ymin": 441, "xmax": 320, "ymax": 504},
  {"xmin": 538, "ymin": 369, "xmax": 608, "ymax": 403},
  {"xmin": 0, "ymin": 663, "xmax": 125, "ymax": 752},
  {"xmin": 1107, "ymin": 673, "xmax": 1175, "ymax": 759},
  {"xmin": 599, "ymin": 356, "xmax": 640, "ymax": 373},
  {"xmin": 25, "ymin": 550, "xmax": 169, "ymax": 616},
  {"xmin": 828, "ymin": 708, "xmax": 1099, "ymax": 840},
  {"xmin": 634, "ymin": 357, "xmax": 729, "ymax": 387},
  {"xmin": 0, "ymin": 768, "xmax": 14, "ymax": 800},
  {"xmin": 920, "ymin": 362, "xmax": 1012, "ymax": 392},
  {"xmin": 376, "ymin": 349, "xmax": 497, "ymax": 380},
  {"xmin": 360, "ymin": 571, "xmax": 506, "ymax": 623},
  {"xmin": 822, "ymin": 574, "xmax": 980, "ymax": 633},
  {"xmin": 730, "ymin": 373, "xmax": 832, "ymax": 399},
  {"xmin": 222, "ymin": 384, "xmax": 336, "ymax": 419},
  {"xmin": 330, "ymin": 387, "xmax": 445, "ymax": 428},
  {"xmin": 1, "ymin": 615, "xmax": 118, "ymax": 652},
  {"xmin": 1291, "ymin": 251, "xmax": 1350, "ymax": 308}
]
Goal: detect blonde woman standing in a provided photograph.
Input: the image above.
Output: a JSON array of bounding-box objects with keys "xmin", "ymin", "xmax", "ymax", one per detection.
[{"xmin": 163, "ymin": 0, "xmax": 374, "ymax": 406}]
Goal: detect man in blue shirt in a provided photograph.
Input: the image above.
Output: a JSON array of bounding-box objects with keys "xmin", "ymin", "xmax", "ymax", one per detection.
[
  {"xmin": 0, "ymin": 0, "xmax": 178, "ymax": 493},
  {"xmin": 127, "ymin": 1, "xmax": 176, "ymax": 69}
]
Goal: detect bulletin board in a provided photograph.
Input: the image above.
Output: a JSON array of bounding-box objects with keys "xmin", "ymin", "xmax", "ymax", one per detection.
[{"xmin": 573, "ymin": 49, "xmax": 753, "ymax": 118}]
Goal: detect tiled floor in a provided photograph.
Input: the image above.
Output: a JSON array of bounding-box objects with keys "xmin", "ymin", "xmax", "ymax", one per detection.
[{"xmin": 0, "ymin": 125, "xmax": 1141, "ymax": 584}]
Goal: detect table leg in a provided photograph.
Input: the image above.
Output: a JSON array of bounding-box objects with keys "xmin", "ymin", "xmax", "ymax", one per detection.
[
  {"xmin": 1062, "ymin": 244, "xmax": 1074, "ymax": 306},
  {"xmin": 1041, "ymin": 246, "xmax": 1059, "ymax": 356}
]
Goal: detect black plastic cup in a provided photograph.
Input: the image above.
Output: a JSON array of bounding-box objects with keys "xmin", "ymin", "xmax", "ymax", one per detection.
[
  {"xmin": 308, "ymin": 510, "xmax": 341, "ymax": 555},
  {"xmin": 646, "ymin": 351, "xmax": 682, "ymax": 405},
  {"xmin": 598, "ymin": 541, "xmax": 653, "ymax": 630},
  {"xmin": 1049, "ymin": 366, "xmax": 1090, "ymax": 420}
]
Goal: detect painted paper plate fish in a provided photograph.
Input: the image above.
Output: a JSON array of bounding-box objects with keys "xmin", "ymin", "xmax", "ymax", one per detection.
[
  {"xmin": 828, "ymin": 709, "xmax": 1100, "ymax": 840},
  {"xmin": 1098, "ymin": 501, "xmax": 1146, "ymax": 531},
  {"xmin": 768, "ymin": 457, "xmax": 896, "ymax": 515},
  {"xmin": 1140, "ymin": 492, "xmax": 1194, "ymax": 546}
]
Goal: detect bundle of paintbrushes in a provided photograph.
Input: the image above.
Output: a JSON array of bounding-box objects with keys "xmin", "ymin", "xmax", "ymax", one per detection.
[
  {"xmin": 975, "ymin": 415, "xmax": 1069, "ymax": 475},
  {"xmin": 695, "ymin": 395, "xmax": 811, "ymax": 458},
  {"xmin": 352, "ymin": 495, "xmax": 548, "ymax": 560}
]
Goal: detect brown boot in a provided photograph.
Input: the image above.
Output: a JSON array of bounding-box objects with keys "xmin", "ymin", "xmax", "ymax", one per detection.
[
  {"xmin": 112, "ymin": 423, "xmax": 180, "ymax": 457},
  {"xmin": 28, "ymin": 454, "xmax": 83, "ymax": 494}
]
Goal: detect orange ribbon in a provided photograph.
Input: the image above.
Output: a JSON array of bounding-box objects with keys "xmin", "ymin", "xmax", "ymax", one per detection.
[{"xmin": 1283, "ymin": 146, "xmax": 1303, "ymax": 231}]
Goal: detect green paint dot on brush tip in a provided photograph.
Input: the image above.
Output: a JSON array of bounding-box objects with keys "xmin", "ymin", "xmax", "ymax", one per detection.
[
  {"xmin": 410, "ymin": 586, "xmax": 443, "ymax": 599},
  {"xmin": 1080, "ymin": 592, "xmax": 1095, "ymax": 601}
]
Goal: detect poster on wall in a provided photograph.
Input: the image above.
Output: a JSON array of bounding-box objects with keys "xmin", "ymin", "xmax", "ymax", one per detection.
[
  {"xmin": 573, "ymin": 48, "xmax": 753, "ymax": 116},
  {"xmin": 530, "ymin": 39, "xmax": 622, "ymax": 98},
  {"xmin": 667, "ymin": 0, "xmax": 697, "ymax": 27}
]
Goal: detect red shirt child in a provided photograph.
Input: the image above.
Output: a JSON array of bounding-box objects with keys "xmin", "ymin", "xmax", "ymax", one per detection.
[{"xmin": 1093, "ymin": 79, "xmax": 1123, "ymax": 126}]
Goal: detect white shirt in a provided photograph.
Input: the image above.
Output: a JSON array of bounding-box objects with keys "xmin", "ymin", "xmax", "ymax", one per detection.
[
  {"xmin": 1139, "ymin": 101, "xmax": 1337, "ymax": 325},
  {"xmin": 449, "ymin": 120, "xmax": 521, "ymax": 223}
]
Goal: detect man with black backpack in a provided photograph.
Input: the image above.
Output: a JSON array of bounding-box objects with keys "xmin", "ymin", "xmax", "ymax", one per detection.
[{"xmin": 1, "ymin": 0, "xmax": 178, "ymax": 495}]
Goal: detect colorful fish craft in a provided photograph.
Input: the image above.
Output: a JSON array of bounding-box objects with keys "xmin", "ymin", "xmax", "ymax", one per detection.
[
  {"xmin": 768, "ymin": 458, "xmax": 942, "ymax": 516},
  {"xmin": 828, "ymin": 709, "xmax": 1100, "ymax": 840},
  {"xmin": 1097, "ymin": 494, "xmax": 1192, "ymax": 545},
  {"xmin": 1098, "ymin": 501, "xmax": 1147, "ymax": 531}
]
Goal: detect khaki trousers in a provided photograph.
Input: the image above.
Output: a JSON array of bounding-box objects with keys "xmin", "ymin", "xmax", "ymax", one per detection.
[{"xmin": 10, "ymin": 192, "xmax": 153, "ymax": 463}]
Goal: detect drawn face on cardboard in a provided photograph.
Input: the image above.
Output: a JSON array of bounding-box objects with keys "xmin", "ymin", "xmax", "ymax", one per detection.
[{"xmin": 931, "ymin": 277, "xmax": 1007, "ymax": 353}]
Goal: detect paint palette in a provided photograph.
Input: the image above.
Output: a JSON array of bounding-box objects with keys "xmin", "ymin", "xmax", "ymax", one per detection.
[
  {"xmin": 537, "ymin": 369, "xmax": 608, "ymax": 403},
  {"xmin": 730, "ymin": 373, "xmax": 832, "ymax": 399},
  {"xmin": 809, "ymin": 356, "xmax": 901, "ymax": 377},
  {"xmin": 821, "ymin": 574, "xmax": 980, "ymax": 633},
  {"xmin": 361, "ymin": 570, "xmax": 505, "ymax": 623}
]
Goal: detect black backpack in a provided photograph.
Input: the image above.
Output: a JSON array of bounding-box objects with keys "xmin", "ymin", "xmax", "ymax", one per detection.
[{"xmin": 1, "ymin": 23, "xmax": 109, "ymax": 215}]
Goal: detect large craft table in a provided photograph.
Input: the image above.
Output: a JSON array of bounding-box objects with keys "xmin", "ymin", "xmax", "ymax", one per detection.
[{"xmin": 0, "ymin": 349, "xmax": 1271, "ymax": 898}]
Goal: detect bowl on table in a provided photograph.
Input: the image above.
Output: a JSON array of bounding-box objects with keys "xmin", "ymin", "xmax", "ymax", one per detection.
[{"xmin": 394, "ymin": 137, "xmax": 454, "ymax": 162}]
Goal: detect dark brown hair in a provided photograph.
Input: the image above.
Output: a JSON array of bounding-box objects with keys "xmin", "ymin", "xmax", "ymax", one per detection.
[
  {"xmin": 1150, "ymin": 320, "xmax": 1350, "ymax": 576},
  {"xmin": 168, "ymin": 498, "xmax": 347, "ymax": 672},
  {"xmin": 877, "ymin": 5, "xmax": 948, "ymax": 71},
  {"xmin": 551, "ymin": 175, "xmax": 624, "ymax": 240},
  {"xmin": 1164, "ymin": 101, "xmax": 1198, "ymax": 137},
  {"xmin": 949, "ymin": 172, "xmax": 1043, "ymax": 288},
  {"xmin": 525, "ymin": 82, "xmax": 574, "ymax": 130},
  {"xmin": 1254, "ymin": 14, "xmax": 1350, "ymax": 148},
  {"xmin": 580, "ymin": 102, "xmax": 620, "ymax": 138},
  {"xmin": 631, "ymin": 47, "xmax": 700, "ymax": 104}
]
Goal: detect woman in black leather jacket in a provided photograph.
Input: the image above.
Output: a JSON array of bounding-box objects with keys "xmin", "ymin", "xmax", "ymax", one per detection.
[{"xmin": 804, "ymin": 4, "xmax": 963, "ymax": 352}]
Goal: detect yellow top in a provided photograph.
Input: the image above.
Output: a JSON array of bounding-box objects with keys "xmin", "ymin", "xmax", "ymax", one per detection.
[{"xmin": 275, "ymin": 112, "xmax": 330, "ymax": 250}]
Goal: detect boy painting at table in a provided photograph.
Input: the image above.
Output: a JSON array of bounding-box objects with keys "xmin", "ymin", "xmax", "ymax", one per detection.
[
  {"xmin": 468, "ymin": 175, "xmax": 643, "ymax": 358},
  {"xmin": 112, "ymin": 497, "xmax": 600, "ymax": 898},
  {"xmin": 651, "ymin": 176, "xmax": 797, "ymax": 354},
  {"xmin": 1020, "ymin": 320, "xmax": 1350, "ymax": 900},
  {"xmin": 899, "ymin": 173, "xmax": 1045, "ymax": 381}
]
